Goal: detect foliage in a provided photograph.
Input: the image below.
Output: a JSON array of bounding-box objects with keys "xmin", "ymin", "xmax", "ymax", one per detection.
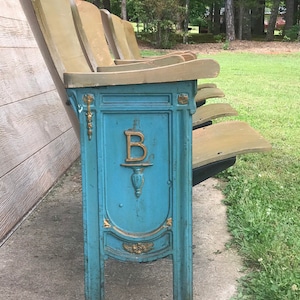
[
  {"xmin": 283, "ymin": 25, "xmax": 300, "ymax": 41},
  {"xmin": 131, "ymin": 0, "xmax": 184, "ymax": 48},
  {"xmin": 188, "ymin": 1, "xmax": 207, "ymax": 27},
  {"xmin": 86, "ymin": 0, "xmax": 300, "ymax": 42}
]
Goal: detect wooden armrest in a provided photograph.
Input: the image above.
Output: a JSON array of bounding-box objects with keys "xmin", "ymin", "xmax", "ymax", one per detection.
[
  {"xmin": 179, "ymin": 53, "xmax": 197, "ymax": 61},
  {"xmin": 197, "ymin": 83, "xmax": 217, "ymax": 89},
  {"xmin": 114, "ymin": 59, "xmax": 145, "ymax": 64},
  {"xmin": 192, "ymin": 103, "xmax": 238, "ymax": 127},
  {"xmin": 97, "ymin": 63, "xmax": 160, "ymax": 72},
  {"xmin": 144, "ymin": 52, "xmax": 196, "ymax": 61},
  {"xmin": 192, "ymin": 121, "xmax": 272, "ymax": 169},
  {"xmin": 64, "ymin": 58, "xmax": 220, "ymax": 88},
  {"xmin": 113, "ymin": 55, "xmax": 185, "ymax": 66},
  {"xmin": 98, "ymin": 55, "xmax": 186, "ymax": 71},
  {"xmin": 195, "ymin": 87, "xmax": 225, "ymax": 103}
]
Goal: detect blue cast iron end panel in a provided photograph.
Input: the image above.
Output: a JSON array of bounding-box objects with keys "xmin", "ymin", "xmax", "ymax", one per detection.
[{"xmin": 67, "ymin": 80, "xmax": 196, "ymax": 300}]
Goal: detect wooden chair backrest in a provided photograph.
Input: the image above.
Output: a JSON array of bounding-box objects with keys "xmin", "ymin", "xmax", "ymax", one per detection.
[
  {"xmin": 100, "ymin": 9, "xmax": 134, "ymax": 60},
  {"xmin": 31, "ymin": 0, "xmax": 92, "ymax": 80},
  {"xmin": 122, "ymin": 20, "xmax": 142, "ymax": 60},
  {"xmin": 100, "ymin": 9, "xmax": 121, "ymax": 59},
  {"xmin": 73, "ymin": 0, "xmax": 115, "ymax": 69},
  {"xmin": 110, "ymin": 14, "xmax": 135, "ymax": 60}
]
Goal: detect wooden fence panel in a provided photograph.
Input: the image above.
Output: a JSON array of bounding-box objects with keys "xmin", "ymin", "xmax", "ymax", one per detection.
[
  {"xmin": 0, "ymin": 0, "xmax": 79, "ymax": 241},
  {"xmin": 0, "ymin": 129, "xmax": 79, "ymax": 239}
]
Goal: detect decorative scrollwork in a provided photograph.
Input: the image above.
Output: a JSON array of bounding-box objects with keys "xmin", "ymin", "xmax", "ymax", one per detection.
[
  {"xmin": 83, "ymin": 94, "xmax": 94, "ymax": 140},
  {"xmin": 166, "ymin": 218, "xmax": 173, "ymax": 227},
  {"xmin": 121, "ymin": 163, "xmax": 153, "ymax": 198},
  {"xmin": 103, "ymin": 219, "xmax": 111, "ymax": 228},
  {"xmin": 123, "ymin": 242, "xmax": 154, "ymax": 254},
  {"xmin": 178, "ymin": 93, "xmax": 189, "ymax": 105}
]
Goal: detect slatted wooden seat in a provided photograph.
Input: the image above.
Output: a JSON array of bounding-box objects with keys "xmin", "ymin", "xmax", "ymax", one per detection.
[
  {"xmin": 195, "ymin": 86, "xmax": 225, "ymax": 102},
  {"xmin": 193, "ymin": 121, "xmax": 271, "ymax": 168},
  {"xmin": 193, "ymin": 103, "xmax": 238, "ymax": 129},
  {"xmin": 192, "ymin": 120, "xmax": 272, "ymax": 185}
]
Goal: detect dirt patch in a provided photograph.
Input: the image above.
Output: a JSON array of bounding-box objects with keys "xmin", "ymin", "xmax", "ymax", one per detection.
[{"xmin": 143, "ymin": 40, "xmax": 300, "ymax": 55}]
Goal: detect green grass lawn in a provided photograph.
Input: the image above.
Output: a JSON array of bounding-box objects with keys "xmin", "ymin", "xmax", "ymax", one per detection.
[
  {"xmin": 202, "ymin": 52, "xmax": 300, "ymax": 300},
  {"xmin": 141, "ymin": 49, "xmax": 300, "ymax": 299}
]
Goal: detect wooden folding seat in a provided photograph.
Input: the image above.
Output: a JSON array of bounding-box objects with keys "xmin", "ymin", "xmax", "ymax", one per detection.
[
  {"xmin": 193, "ymin": 103, "xmax": 238, "ymax": 129},
  {"xmin": 25, "ymin": 0, "xmax": 271, "ymax": 298},
  {"xmin": 72, "ymin": 0, "xmax": 235, "ymax": 127}
]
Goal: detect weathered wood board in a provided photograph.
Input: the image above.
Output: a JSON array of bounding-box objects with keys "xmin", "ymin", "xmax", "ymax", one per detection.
[{"xmin": 0, "ymin": 0, "xmax": 80, "ymax": 242}]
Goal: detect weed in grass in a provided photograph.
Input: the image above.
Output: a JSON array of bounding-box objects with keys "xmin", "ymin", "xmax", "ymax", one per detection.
[
  {"xmin": 223, "ymin": 164, "xmax": 300, "ymax": 300},
  {"xmin": 223, "ymin": 39, "xmax": 230, "ymax": 50}
]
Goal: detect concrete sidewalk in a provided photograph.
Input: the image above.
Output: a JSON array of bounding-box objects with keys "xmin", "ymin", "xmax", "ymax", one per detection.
[{"xmin": 0, "ymin": 160, "xmax": 242, "ymax": 300}]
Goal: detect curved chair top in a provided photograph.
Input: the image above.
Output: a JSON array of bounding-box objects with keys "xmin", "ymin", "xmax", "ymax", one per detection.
[
  {"xmin": 73, "ymin": 1, "xmax": 115, "ymax": 70},
  {"xmin": 122, "ymin": 19, "xmax": 143, "ymax": 59},
  {"xmin": 32, "ymin": 0, "xmax": 92, "ymax": 79},
  {"xmin": 100, "ymin": 9, "xmax": 127, "ymax": 60}
]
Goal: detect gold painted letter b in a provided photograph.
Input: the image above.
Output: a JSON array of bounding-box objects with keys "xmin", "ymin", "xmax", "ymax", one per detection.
[{"xmin": 125, "ymin": 130, "xmax": 147, "ymax": 162}]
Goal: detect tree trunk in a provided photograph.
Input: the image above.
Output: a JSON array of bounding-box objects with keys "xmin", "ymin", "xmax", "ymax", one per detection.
[
  {"xmin": 213, "ymin": 3, "xmax": 221, "ymax": 35},
  {"xmin": 294, "ymin": 0, "xmax": 299, "ymax": 24},
  {"xmin": 285, "ymin": 0, "xmax": 295, "ymax": 31},
  {"xmin": 238, "ymin": 4, "xmax": 243, "ymax": 40},
  {"xmin": 103, "ymin": 0, "xmax": 111, "ymax": 11},
  {"xmin": 252, "ymin": 1, "xmax": 265, "ymax": 36},
  {"xmin": 242, "ymin": 8, "xmax": 252, "ymax": 40},
  {"xmin": 266, "ymin": 0, "xmax": 280, "ymax": 41},
  {"xmin": 183, "ymin": 0, "xmax": 190, "ymax": 44},
  {"xmin": 156, "ymin": 21, "xmax": 162, "ymax": 48},
  {"xmin": 225, "ymin": 0, "xmax": 236, "ymax": 41},
  {"xmin": 93, "ymin": 0, "xmax": 101, "ymax": 8},
  {"xmin": 121, "ymin": 0, "xmax": 127, "ymax": 20}
]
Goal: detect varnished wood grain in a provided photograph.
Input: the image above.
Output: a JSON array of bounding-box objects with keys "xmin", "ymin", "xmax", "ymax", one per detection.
[
  {"xmin": 192, "ymin": 121, "xmax": 272, "ymax": 168},
  {"xmin": 64, "ymin": 59, "xmax": 220, "ymax": 88},
  {"xmin": 192, "ymin": 103, "xmax": 238, "ymax": 126},
  {"xmin": 194, "ymin": 87, "xmax": 225, "ymax": 103}
]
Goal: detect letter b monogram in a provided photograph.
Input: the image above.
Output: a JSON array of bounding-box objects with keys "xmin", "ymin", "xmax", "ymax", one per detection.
[{"xmin": 124, "ymin": 130, "xmax": 147, "ymax": 162}]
